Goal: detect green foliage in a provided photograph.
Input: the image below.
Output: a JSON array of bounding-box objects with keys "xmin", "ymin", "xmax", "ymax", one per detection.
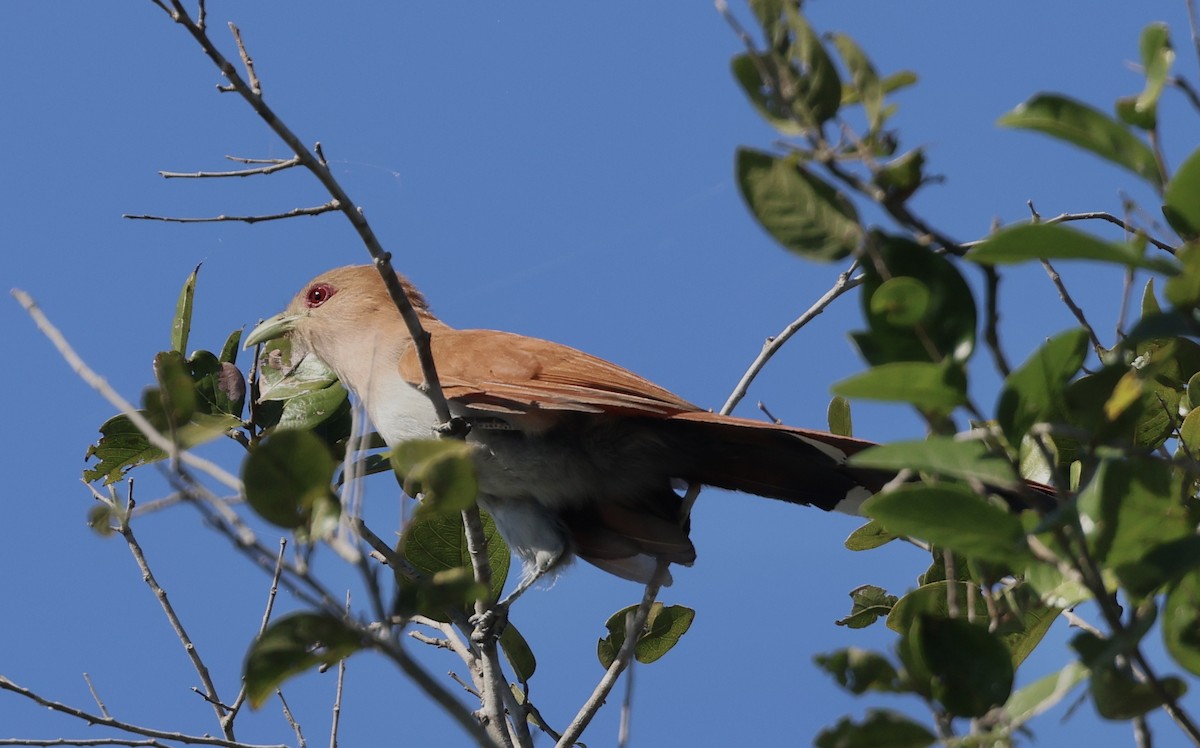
[
  {"xmin": 84, "ymin": 270, "xmax": 245, "ymax": 484},
  {"xmin": 243, "ymin": 612, "xmax": 363, "ymax": 709},
  {"xmin": 998, "ymin": 93, "xmax": 1164, "ymax": 188},
  {"xmin": 399, "ymin": 509, "xmax": 510, "ymax": 612},
  {"xmin": 596, "ymin": 603, "xmax": 695, "ymax": 668},
  {"xmin": 389, "ymin": 439, "xmax": 479, "ymax": 515},
  {"xmin": 731, "ymin": 5, "xmax": 1200, "ymax": 742},
  {"xmin": 242, "ymin": 429, "xmax": 339, "ymax": 541},
  {"xmin": 736, "ymin": 148, "xmax": 862, "ymax": 261}
]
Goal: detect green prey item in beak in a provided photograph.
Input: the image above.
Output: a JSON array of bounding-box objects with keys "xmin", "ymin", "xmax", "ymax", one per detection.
[{"xmin": 244, "ymin": 312, "xmax": 302, "ymax": 349}]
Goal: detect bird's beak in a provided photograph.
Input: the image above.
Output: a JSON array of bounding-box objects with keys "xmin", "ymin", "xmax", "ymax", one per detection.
[{"xmin": 244, "ymin": 312, "xmax": 302, "ymax": 349}]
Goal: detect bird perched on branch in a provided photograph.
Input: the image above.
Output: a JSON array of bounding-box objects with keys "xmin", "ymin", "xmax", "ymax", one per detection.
[{"xmin": 245, "ymin": 265, "xmax": 890, "ymax": 590}]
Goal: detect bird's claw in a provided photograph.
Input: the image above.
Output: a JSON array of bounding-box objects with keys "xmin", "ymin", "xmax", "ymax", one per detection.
[{"xmin": 469, "ymin": 602, "xmax": 509, "ymax": 641}]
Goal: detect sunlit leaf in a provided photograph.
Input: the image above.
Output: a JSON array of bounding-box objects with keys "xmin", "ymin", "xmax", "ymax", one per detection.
[
  {"xmin": 850, "ymin": 437, "xmax": 1019, "ymax": 490},
  {"xmin": 736, "ymin": 148, "xmax": 862, "ymax": 261},
  {"xmin": 1163, "ymin": 147, "xmax": 1200, "ymax": 240},
  {"xmin": 968, "ymin": 223, "xmax": 1178, "ymax": 274},
  {"xmin": 998, "ymin": 93, "xmax": 1163, "ymax": 187},
  {"xmin": 832, "ymin": 361, "xmax": 967, "ymax": 414},
  {"xmin": 171, "ymin": 264, "xmax": 200, "ymax": 355}
]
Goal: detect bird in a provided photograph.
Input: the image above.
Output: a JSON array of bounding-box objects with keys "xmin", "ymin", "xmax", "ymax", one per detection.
[{"xmin": 244, "ymin": 265, "xmax": 892, "ymax": 592}]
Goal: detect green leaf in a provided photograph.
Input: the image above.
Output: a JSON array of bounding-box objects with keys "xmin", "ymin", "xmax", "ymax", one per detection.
[
  {"xmin": 1119, "ymin": 23, "xmax": 1174, "ymax": 130},
  {"xmin": 1165, "ymin": 244, "xmax": 1200, "ymax": 308},
  {"xmin": 394, "ymin": 566, "xmax": 487, "ymax": 623},
  {"xmin": 996, "ymin": 328, "xmax": 1090, "ymax": 446},
  {"xmin": 401, "ymin": 510, "xmax": 509, "ymax": 607},
  {"xmin": 1090, "ymin": 661, "xmax": 1188, "ymax": 720},
  {"xmin": 887, "ymin": 581, "xmax": 986, "ymax": 635},
  {"xmin": 731, "ymin": 53, "xmax": 804, "ymax": 136},
  {"xmin": 242, "ymin": 430, "xmax": 338, "ymax": 532},
  {"xmin": 735, "ymin": 148, "xmax": 862, "ymax": 262},
  {"xmin": 1163, "ymin": 147, "xmax": 1200, "ymax": 240},
  {"xmin": 998, "ymin": 93, "xmax": 1163, "ymax": 187},
  {"xmin": 1076, "ymin": 457, "xmax": 1190, "ymax": 571},
  {"xmin": 909, "ymin": 614, "xmax": 1014, "ymax": 718},
  {"xmin": 597, "ymin": 603, "xmax": 695, "ymax": 669},
  {"xmin": 998, "ymin": 583, "xmax": 1063, "ymax": 668},
  {"xmin": 814, "ymin": 709, "xmax": 936, "ymax": 748},
  {"xmin": 243, "ymin": 612, "xmax": 362, "ymax": 709},
  {"xmin": 276, "ymin": 385, "xmax": 349, "ymax": 432},
  {"xmin": 832, "ymin": 361, "xmax": 967, "ymax": 414},
  {"xmin": 836, "ymin": 584, "xmax": 897, "ymax": 629},
  {"xmin": 171, "ymin": 264, "xmax": 200, "ymax": 355},
  {"xmin": 869, "ymin": 277, "xmax": 929, "ymax": 327},
  {"xmin": 872, "ymin": 148, "xmax": 926, "ymax": 200},
  {"xmin": 1118, "ymin": 536, "xmax": 1200, "ymax": 600},
  {"xmin": 850, "ymin": 437, "xmax": 1019, "ymax": 490},
  {"xmin": 188, "ymin": 350, "xmax": 245, "ymax": 418},
  {"xmin": 844, "ymin": 520, "xmax": 895, "ymax": 552},
  {"xmin": 852, "ymin": 234, "xmax": 977, "ymax": 365},
  {"xmin": 830, "ymin": 33, "xmax": 883, "ymax": 131},
  {"xmin": 84, "ymin": 414, "xmax": 167, "ymax": 484},
  {"xmin": 152, "ymin": 351, "xmax": 198, "ymax": 428},
  {"xmin": 1164, "ymin": 570, "xmax": 1200, "ymax": 676},
  {"xmin": 814, "ymin": 647, "xmax": 905, "ymax": 695},
  {"xmin": 219, "ymin": 328, "xmax": 242, "ymax": 365},
  {"xmin": 499, "ymin": 623, "xmax": 537, "ymax": 683},
  {"xmin": 863, "ymin": 484, "xmax": 1028, "ymax": 564},
  {"xmin": 390, "ymin": 439, "xmax": 479, "ymax": 514},
  {"xmin": 1003, "ymin": 662, "xmax": 1087, "ymax": 726},
  {"xmin": 968, "ymin": 223, "xmax": 1179, "ymax": 274},
  {"xmin": 827, "ymin": 395, "xmax": 853, "ymax": 437},
  {"xmin": 782, "ymin": 7, "xmax": 841, "ymax": 126}
]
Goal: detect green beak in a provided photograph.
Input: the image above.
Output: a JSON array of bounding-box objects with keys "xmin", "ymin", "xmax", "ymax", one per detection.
[{"xmin": 244, "ymin": 312, "xmax": 302, "ymax": 349}]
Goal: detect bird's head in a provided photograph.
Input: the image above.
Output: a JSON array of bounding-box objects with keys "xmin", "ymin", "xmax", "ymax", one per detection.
[{"xmin": 244, "ymin": 265, "xmax": 436, "ymax": 390}]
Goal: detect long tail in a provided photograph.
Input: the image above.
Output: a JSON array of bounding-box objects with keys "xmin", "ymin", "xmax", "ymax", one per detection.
[{"xmin": 662, "ymin": 411, "xmax": 893, "ymax": 514}]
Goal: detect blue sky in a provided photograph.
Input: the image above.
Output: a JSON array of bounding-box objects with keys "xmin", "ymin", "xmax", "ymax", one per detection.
[{"xmin": 2, "ymin": 2, "xmax": 1195, "ymax": 745}]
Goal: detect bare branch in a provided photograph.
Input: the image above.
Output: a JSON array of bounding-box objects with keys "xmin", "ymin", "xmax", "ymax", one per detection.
[
  {"xmin": 123, "ymin": 201, "xmax": 339, "ymax": 224},
  {"xmin": 160, "ymin": 155, "xmax": 301, "ymax": 179},
  {"xmin": 82, "ymin": 673, "xmax": 110, "ymax": 720},
  {"xmin": 0, "ymin": 676, "xmax": 285, "ymax": 748},
  {"xmin": 115, "ymin": 487, "xmax": 231, "ymax": 737},
  {"xmin": 1040, "ymin": 260, "xmax": 1105, "ymax": 355},
  {"xmin": 226, "ymin": 24, "xmax": 261, "ymax": 95},
  {"xmin": 556, "ymin": 561, "xmax": 670, "ymax": 748},
  {"xmin": 721, "ymin": 264, "xmax": 863, "ymax": 414}
]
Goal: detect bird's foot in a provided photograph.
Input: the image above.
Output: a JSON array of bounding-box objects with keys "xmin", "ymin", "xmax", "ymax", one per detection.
[{"xmin": 469, "ymin": 602, "xmax": 509, "ymax": 642}]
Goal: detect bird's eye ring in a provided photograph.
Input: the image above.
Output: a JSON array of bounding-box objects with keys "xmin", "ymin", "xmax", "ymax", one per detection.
[{"xmin": 305, "ymin": 283, "xmax": 336, "ymax": 308}]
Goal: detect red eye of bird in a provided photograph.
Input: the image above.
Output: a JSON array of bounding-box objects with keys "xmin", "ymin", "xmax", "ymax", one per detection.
[{"xmin": 305, "ymin": 283, "xmax": 335, "ymax": 308}]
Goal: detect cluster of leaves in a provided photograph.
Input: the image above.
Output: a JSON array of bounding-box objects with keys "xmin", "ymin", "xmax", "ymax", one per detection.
[{"xmin": 733, "ymin": 2, "xmax": 1200, "ymax": 744}]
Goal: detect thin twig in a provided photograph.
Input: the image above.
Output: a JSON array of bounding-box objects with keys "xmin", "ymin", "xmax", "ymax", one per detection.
[
  {"xmin": 116, "ymin": 490, "xmax": 231, "ymax": 737},
  {"xmin": 277, "ymin": 691, "xmax": 306, "ymax": 748},
  {"xmin": 0, "ymin": 676, "xmax": 285, "ymax": 748},
  {"xmin": 149, "ymin": 1, "xmax": 456, "ymax": 429},
  {"xmin": 160, "ymin": 155, "xmax": 301, "ymax": 179},
  {"xmin": 1040, "ymin": 260, "xmax": 1105, "ymax": 354},
  {"xmin": 329, "ymin": 593, "xmax": 349, "ymax": 748},
  {"xmin": 0, "ymin": 740, "xmax": 172, "ymax": 747},
  {"xmin": 226, "ymin": 24, "xmax": 261, "ymax": 95},
  {"xmin": 556, "ymin": 561, "xmax": 670, "ymax": 748},
  {"xmin": 226, "ymin": 539, "xmax": 288, "ymax": 725},
  {"xmin": 721, "ymin": 264, "xmax": 863, "ymax": 414},
  {"xmin": 123, "ymin": 201, "xmax": 338, "ymax": 224},
  {"xmin": 82, "ymin": 673, "xmax": 110, "ymax": 720}
]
